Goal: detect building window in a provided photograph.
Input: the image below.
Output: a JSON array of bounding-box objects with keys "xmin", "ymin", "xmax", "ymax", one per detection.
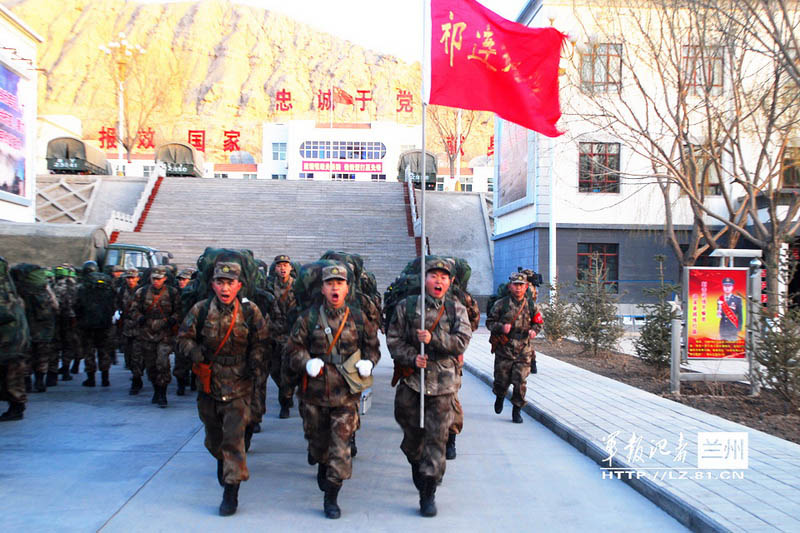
[
  {"xmin": 299, "ymin": 172, "xmax": 314, "ymax": 180},
  {"xmin": 579, "ymin": 142, "xmax": 620, "ymax": 193},
  {"xmin": 580, "ymin": 43, "xmax": 622, "ymax": 93},
  {"xmin": 300, "ymin": 141, "xmax": 386, "ymax": 160},
  {"xmin": 272, "ymin": 142, "xmax": 286, "ymax": 161},
  {"xmin": 682, "ymin": 45, "xmax": 724, "ymax": 94},
  {"xmin": 271, "ymin": 174, "xmax": 287, "ymax": 180},
  {"xmin": 487, "ymin": 176, "xmax": 494, "ymax": 192},
  {"xmin": 143, "ymin": 165, "xmax": 155, "ymax": 177},
  {"xmin": 577, "ymin": 243, "xmax": 619, "ymax": 292},
  {"xmin": 461, "ymin": 176, "xmax": 473, "ymax": 192},
  {"xmin": 242, "ymin": 173, "xmax": 257, "ymax": 180},
  {"xmin": 331, "ymin": 173, "xmax": 355, "ymax": 180},
  {"xmin": 782, "ymin": 147, "xmax": 800, "ymax": 188},
  {"xmin": 214, "ymin": 173, "xmax": 229, "ymax": 179},
  {"xmin": 683, "ymin": 144, "xmax": 721, "ymax": 195},
  {"xmin": 370, "ymin": 174, "xmax": 386, "ymax": 181}
]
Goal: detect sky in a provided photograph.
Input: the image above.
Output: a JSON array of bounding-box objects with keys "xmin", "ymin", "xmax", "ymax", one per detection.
[{"xmin": 139, "ymin": 0, "xmax": 530, "ymax": 62}]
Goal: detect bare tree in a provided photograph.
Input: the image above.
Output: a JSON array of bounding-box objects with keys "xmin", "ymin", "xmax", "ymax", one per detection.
[
  {"xmin": 566, "ymin": 0, "xmax": 800, "ymax": 313},
  {"xmin": 427, "ymin": 105, "xmax": 483, "ymax": 178}
]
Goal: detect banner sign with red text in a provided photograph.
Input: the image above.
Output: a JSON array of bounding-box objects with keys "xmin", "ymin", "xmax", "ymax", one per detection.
[
  {"xmin": 302, "ymin": 161, "xmax": 383, "ymax": 173},
  {"xmin": 684, "ymin": 267, "xmax": 748, "ymax": 359}
]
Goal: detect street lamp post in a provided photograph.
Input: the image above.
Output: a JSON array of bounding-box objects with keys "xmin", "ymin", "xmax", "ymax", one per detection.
[{"xmin": 100, "ymin": 33, "xmax": 144, "ymax": 175}]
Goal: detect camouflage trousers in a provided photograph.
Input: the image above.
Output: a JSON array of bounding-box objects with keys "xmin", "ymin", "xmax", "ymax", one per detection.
[
  {"xmin": 449, "ymin": 365, "xmax": 464, "ymax": 435},
  {"xmin": 132, "ymin": 339, "xmax": 172, "ymax": 387},
  {"xmin": 122, "ymin": 335, "xmax": 136, "ymax": 371},
  {"xmin": 197, "ymin": 392, "xmax": 251, "ymax": 484},
  {"xmin": 270, "ymin": 346, "xmax": 295, "ymax": 406},
  {"xmin": 28, "ymin": 341, "xmax": 57, "ymax": 375},
  {"xmin": 82, "ymin": 328, "xmax": 112, "ymax": 374},
  {"xmin": 172, "ymin": 343, "xmax": 191, "ymax": 384},
  {"xmin": 492, "ymin": 354, "xmax": 532, "ymax": 408},
  {"xmin": 394, "ymin": 383, "xmax": 456, "ymax": 480},
  {"xmin": 0, "ymin": 358, "xmax": 26, "ymax": 405},
  {"xmin": 250, "ymin": 353, "xmax": 270, "ymax": 424},
  {"xmin": 56, "ymin": 316, "xmax": 79, "ymax": 367},
  {"xmin": 300, "ymin": 399, "xmax": 359, "ymax": 487}
]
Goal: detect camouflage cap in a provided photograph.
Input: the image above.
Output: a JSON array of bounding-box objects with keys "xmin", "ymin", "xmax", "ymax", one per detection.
[
  {"xmin": 321, "ymin": 264, "xmax": 348, "ymax": 282},
  {"xmin": 177, "ymin": 269, "xmax": 194, "ymax": 280},
  {"xmin": 213, "ymin": 262, "xmax": 241, "ymax": 281},
  {"xmin": 123, "ymin": 268, "xmax": 140, "ymax": 278},
  {"xmin": 150, "ymin": 265, "xmax": 168, "ymax": 279},
  {"xmin": 509, "ymin": 272, "xmax": 528, "ymax": 284},
  {"xmin": 111, "ymin": 265, "xmax": 125, "ymax": 273},
  {"xmin": 425, "ymin": 257, "xmax": 453, "ymax": 276},
  {"xmin": 274, "ymin": 254, "xmax": 291, "ymax": 264}
]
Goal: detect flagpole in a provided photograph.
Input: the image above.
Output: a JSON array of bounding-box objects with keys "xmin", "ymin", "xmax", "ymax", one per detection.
[
  {"xmin": 330, "ymin": 79, "xmax": 334, "ymax": 180},
  {"xmin": 418, "ymin": 0, "xmax": 428, "ymax": 430}
]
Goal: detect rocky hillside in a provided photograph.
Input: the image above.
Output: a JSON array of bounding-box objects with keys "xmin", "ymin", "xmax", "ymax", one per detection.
[{"xmin": 5, "ymin": 0, "xmax": 494, "ymax": 164}]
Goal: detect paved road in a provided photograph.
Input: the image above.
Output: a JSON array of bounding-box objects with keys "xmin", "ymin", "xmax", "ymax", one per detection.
[{"xmin": 1, "ymin": 337, "xmax": 687, "ymax": 532}]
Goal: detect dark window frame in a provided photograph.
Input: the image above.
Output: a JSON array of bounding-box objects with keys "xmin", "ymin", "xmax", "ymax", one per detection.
[
  {"xmin": 580, "ymin": 42, "xmax": 622, "ymax": 93},
  {"xmin": 577, "ymin": 243, "xmax": 619, "ymax": 293},
  {"xmin": 578, "ymin": 142, "xmax": 621, "ymax": 193}
]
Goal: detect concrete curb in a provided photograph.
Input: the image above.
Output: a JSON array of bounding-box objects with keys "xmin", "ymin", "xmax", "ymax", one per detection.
[{"xmin": 463, "ymin": 360, "xmax": 730, "ymax": 533}]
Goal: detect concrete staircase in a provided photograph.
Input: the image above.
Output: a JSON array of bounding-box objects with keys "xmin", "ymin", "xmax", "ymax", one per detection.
[{"xmin": 114, "ymin": 178, "xmax": 417, "ymax": 291}]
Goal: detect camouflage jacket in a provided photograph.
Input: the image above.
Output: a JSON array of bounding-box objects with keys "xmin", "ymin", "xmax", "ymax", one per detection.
[
  {"xmin": 267, "ymin": 277, "xmax": 298, "ymax": 344},
  {"xmin": 287, "ymin": 303, "xmax": 380, "ymax": 407},
  {"xmin": 19, "ymin": 285, "xmax": 59, "ymax": 343},
  {"xmin": 386, "ymin": 295, "xmax": 472, "ymax": 396},
  {"xmin": 0, "ymin": 267, "xmax": 30, "ymax": 362},
  {"xmin": 53, "ymin": 278, "xmax": 76, "ymax": 319},
  {"xmin": 117, "ymin": 284, "xmax": 139, "ymax": 337},
  {"xmin": 177, "ymin": 296, "xmax": 269, "ymax": 402},
  {"xmin": 486, "ymin": 295, "xmax": 543, "ymax": 360},
  {"xmin": 130, "ymin": 284, "xmax": 181, "ymax": 343}
]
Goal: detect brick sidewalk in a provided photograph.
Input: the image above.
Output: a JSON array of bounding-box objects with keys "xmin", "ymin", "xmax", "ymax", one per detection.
[{"xmin": 464, "ymin": 328, "xmax": 800, "ymax": 533}]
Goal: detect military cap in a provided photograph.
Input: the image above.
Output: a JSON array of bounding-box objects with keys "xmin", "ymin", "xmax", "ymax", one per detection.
[
  {"xmin": 322, "ymin": 264, "xmax": 348, "ymax": 282},
  {"xmin": 123, "ymin": 268, "xmax": 140, "ymax": 278},
  {"xmin": 111, "ymin": 265, "xmax": 125, "ymax": 273},
  {"xmin": 722, "ymin": 277, "xmax": 735, "ymax": 285},
  {"xmin": 509, "ymin": 272, "xmax": 528, "ymax": 284},
  {"xmin": 425, "ymin": 257, "xmax": 453, "ymax": 276},
  {"xmin": 177, "ymin": 269, "xmax": 194, "ymax": 280},
  {"xmin": 214, "ymin": 262, "xmax": 241, "ymax": 281},
  {"xmin": 150, "ymin": 265, "xmax": 168, "ymax": 279},
  {"xmin": 274, "ymin": 254, "xmax": 291, "ymax": 264}
]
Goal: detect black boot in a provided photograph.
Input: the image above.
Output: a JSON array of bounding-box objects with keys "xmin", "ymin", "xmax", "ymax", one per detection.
[
  {"xmin": 24, "ymin": 376, "xmax": 31, "ymax": 392},
  {"xmin": 189, "ymin": 373, "xmax": 197, "ymax": 391},
  {"xmin": 0, "ymin": 402, "xmax": 24, "ymax": 421},
  {"xmin": 61, "ymin": 365, "xmax": 73, "ymax": 381},
  {"xmin": 317, "ymin": 463, "xmax": 328, "ymax": 491},
  {"xmin": 219, "ymin": 483, "xmax": 239, "ymax": 516},
  {"xmin": 82, "ymin": 372, "xmax": 96, "ymax": 387},
  {"xmin": 217, "ymin": 458, "xmax": 224, "ymax": 487},
  {"xmin": 70, "ymin": 359, "xmax": 80, "ymax": 374},
  {"xmin": 350, "ymin": 434, "xmax": 357, "ymax": 458},
  {"xmin": 512, "ymin": 405, "xmax": 523, "ymax": 424},
  {"xmin": 157, "ymin": 386, "xmax": 168, "ymax": 408},
  {"xmin": 308, "ymin": 451, "xmax": 317, "ymax": 466},
  {"xmin": 279, "ymin": 398, "xmax": 290, "ymax": 419},
  {"xmin": 494, "ymin": 395, "xmax": 504, "ymax": 414},
  {"xmin": 411, "ymin": 462, "xmax": 423, "ymax": 491},
  {"xmin": 101, "ymin": 370, "xmax": 110, "ymax": 387},
  {"xmin": 129, "ymin": 376, "xmax": 143, "ymax": 395},
  {"xmin": 252, "ymin": 422, "xmax": 261, "ymax": 434},
  {"xmin": 419, "ymin": 476, "xmax": 438, "ymax": 517},
  {"xmin": 34, "ymin": 372, "xmax": 47, "ymax": 392},
  {"xmin": 151, "ymin": 386, "xmax": 159, "ymax": 404},
  {"xmin": 46, "ymin": 371, "xmax": 59, "ymax": 387},
  {"xmin": 323, "ymin": 483, "xmax": 341, "ymax": 519},
  {"xmin": 244, "ymin": 424, "xmax": 254, "ymax": 452},
  {"xmin": 176, "ymin": 377, "xmax": 186, "ymax": 396},
  {"xmin": 446, "ymin": 432, "xmax": 457, "ymax": 460},
  {"xmin": 531, "ymin": 359, "xmax": 538, "ymax": 374}
]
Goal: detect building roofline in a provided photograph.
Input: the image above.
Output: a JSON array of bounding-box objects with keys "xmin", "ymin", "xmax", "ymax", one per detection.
[{"xmin": 0, "ymin": 5, "xmax": 43, "ymax": 43}]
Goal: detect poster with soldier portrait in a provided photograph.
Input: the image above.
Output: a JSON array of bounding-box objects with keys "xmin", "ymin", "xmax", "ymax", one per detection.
[
  {"xmin": 684, "ymin": 267, "xmax": 748, "ymax": 359},
  {"xmin": 0, "ymin": 61, "xmax": 25, "ymax": 198}
]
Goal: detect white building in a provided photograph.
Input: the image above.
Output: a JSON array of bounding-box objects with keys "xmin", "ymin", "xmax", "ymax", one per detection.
[
  {"xmin": 261, "ymin": 120, "xmax": 420, "ymax": 181},
  {"xmin": 0, "ymin": 6, "xmax": 41, "ymax": 222}
]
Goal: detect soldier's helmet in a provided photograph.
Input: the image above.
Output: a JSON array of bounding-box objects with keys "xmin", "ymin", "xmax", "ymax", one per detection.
[
  {"xmin": 111, "ymin": 264, "xmax": 125, "ymax": 274},
  {"xmin": 82, "ymin": 260, "xmax": 99, "ymax": 275}
]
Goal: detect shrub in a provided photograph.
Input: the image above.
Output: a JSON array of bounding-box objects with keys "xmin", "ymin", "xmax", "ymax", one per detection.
[{"xmin": 570, "ymin": 253, "xmax": 623, "ymax": 357}]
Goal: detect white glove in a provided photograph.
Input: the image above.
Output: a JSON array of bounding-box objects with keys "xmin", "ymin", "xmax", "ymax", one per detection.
[
  {"xmin": 355, "ymin": 360, "xmax": 373, "ymax": 378},
  {"xmin": 306, "ymin": 358, "xmax": 324, "ymax": 377},
  {"xmin": 112, "ymin": 310, "xmax": 121, "ymax": 324}
]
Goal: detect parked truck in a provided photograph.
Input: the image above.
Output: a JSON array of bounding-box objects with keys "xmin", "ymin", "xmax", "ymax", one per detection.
[{"xmin": 0, "ymin": 221, "xmax": 170, "ymax": 271}]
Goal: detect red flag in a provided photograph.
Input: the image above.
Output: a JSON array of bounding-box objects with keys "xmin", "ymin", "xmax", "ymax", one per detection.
[
  {"xmin": 427, "ymin": 0, "xmax": 565, "ymax": 137},
  {"xmin": 333, "ymin": 86, "xmax": 354, "ymax": 105}
]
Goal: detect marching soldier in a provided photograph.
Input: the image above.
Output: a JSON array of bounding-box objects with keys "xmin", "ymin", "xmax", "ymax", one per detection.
[
  {"xmin": 172, "ymin": 268, "xmax": 196, "ymax": 396},
  {"xmin": 287, "ymin": 264, "xmax": 380, "ymax": 519},
  {"xmin": 0, "ymin": 256, "xmax": 30, "ymax": 421},
  {"xmin": 75, "ymin": 269, "xmax": 116, "ymax": 387},
  {"xmin": 53, "ymin": 265, "xmax": 78, "ymax": 382},
  {"xmin": 177, "ymin": 262, "xmax": 269, "ymax": 517},
  {"xmin": 130, "ymin": 265, "xmax": 181, "ymax": 407},
  {"xmin": 117, "ymin": 268, "xmax": 141, "ymax": 386},
  {"xmin": 487, "ymin": 272, "xmax": 543, "ymax": 424},
  {"xmin": 387, "ymin": 257, "xmax": 472, "ymax": 517},
  {"xmin": 267, "ymin": 254, "xmax": 298, "ymax": 419}
]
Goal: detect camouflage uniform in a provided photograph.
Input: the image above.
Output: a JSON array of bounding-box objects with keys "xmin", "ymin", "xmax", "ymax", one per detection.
[
  {"xmin": 15, "ymin": 268, "xmax": 59, "ymax": 393},
  {"xmin": 176, "ymin": 262, "xmax": 268, "ymax": 516},
  {"xmin": 172, "ymin": 269, "xmax": 196, "ymax": 395},
  {"xmin": 75, "ymin": 272, "xmax": 116, "ymax": 386},
  {"xmin": 487, "ymin": 273, "xmax": 543, "ymax": 417},
  {"xmin": 287, "ymin": 264, "xmax": 380, "ymax": 519},
  {"xmin": 386, "ymin": 258, "xmax": 472, "ymax": 516},
  {"xmin": 130, "ymin": 266, "xmax": 181, "ymax": 397},
  {"xmin": 0, "ymin": 256, "xmax": 30, "ymax": 421},
  {"xmin": 267, "ymin": 257, "xmax": 299, "ymax": 416},
  {"xmin": 53, "ymin": 266, "xmax": 78, "ymax": 381}
]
